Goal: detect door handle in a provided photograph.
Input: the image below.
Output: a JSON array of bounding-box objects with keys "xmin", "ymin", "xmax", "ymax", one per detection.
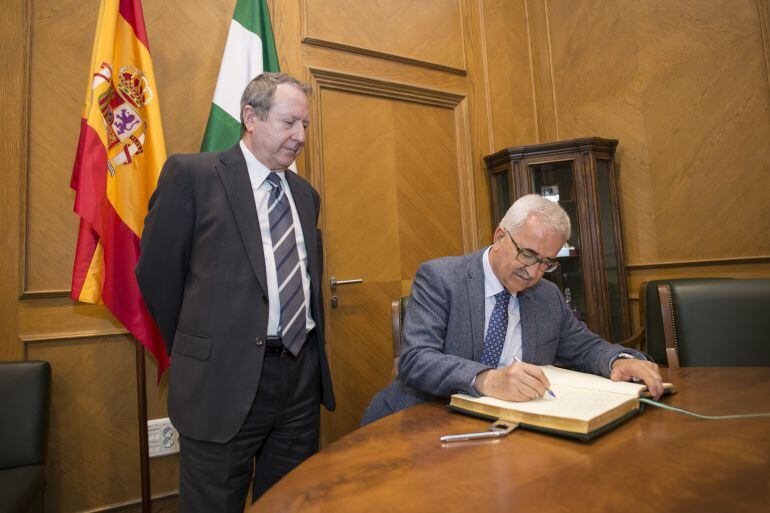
[{"xmin": 330, "ymin": 277, "xmax": 363, "ymax": 290}]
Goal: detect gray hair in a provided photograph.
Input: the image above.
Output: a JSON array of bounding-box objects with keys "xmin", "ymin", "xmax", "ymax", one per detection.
[
  {"xmin": 240, "ymin": 72, "xmax": 311, "ymax": 131},
  {"xmin": 499, "ymin": 194, "xmax": 571, "ymax": 241}
]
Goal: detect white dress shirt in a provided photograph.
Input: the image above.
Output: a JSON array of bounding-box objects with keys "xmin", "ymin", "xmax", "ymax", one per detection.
[
  {"xmin": 481, "ymin": 246, "xmax": 522, "ymax": 367},
  {"xmin": 240, "ymin": 141, "xmax": 315, "ymax": 337}
]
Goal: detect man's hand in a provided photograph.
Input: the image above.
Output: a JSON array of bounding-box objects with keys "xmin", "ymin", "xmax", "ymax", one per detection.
[
  {"xmin": 610, "ymin": 358, "xmax": 664, "ymax": 399},
  {"xmin": 475, "ymin": 362, "xmax": 551, "ymax": 401}
]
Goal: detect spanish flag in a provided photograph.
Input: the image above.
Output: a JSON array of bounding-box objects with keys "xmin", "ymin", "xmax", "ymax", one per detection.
[{"xmin": 70, "ymin": 0, "xmax": 169, "ymax": 376}]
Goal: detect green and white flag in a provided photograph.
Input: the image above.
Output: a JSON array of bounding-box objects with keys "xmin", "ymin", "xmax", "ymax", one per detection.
[{"xmin": 200, "ymin": 0, "xmax": 280, "ymax": 152}]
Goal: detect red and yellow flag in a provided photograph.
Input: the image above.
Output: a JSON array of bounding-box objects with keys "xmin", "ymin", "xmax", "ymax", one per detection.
[{"xmin": 71, "ymin": 0, "xmax": 168, "ymax": 376}]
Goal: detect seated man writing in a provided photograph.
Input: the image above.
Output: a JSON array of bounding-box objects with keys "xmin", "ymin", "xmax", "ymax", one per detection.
[{"xmin": 362, "ymin": 194, "xmax": 663, "ymax": 424}]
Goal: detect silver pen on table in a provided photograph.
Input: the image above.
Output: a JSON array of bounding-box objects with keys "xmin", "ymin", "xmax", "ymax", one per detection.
[
  {"xmin": 513, "ymin": 355, "xmax": 557, "ymax": 398},
  {"xmin": 440, "ymin": 421, "xmax": 518, "ymax": 443}
]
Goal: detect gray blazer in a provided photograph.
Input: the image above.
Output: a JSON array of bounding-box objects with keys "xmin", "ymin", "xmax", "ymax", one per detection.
[{"xmin": 362, "ymin": 249, "xmax": 639, "ymax": 425}]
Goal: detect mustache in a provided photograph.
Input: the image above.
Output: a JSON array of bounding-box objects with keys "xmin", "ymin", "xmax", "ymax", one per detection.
[{"xmin": 515, "ymin": 268, "xmax": 532, "ymax": 281}]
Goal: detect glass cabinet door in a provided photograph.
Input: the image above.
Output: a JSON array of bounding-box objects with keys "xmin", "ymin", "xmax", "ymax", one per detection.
[
  {"xmin": 529, "ymin": 161, "xmax": 586, "ymax": 322},
  {"xmin": 595, "ymin": 159, "xmax": 625, "ymax": 341},
  {"xmin": 490, "ymin": 170, "xmax": 512, "ymax": 226}
]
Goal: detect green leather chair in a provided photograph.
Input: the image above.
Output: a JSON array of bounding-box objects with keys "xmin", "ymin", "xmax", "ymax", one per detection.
[
  {"xmin": 641, "ymin": 278, "xmax": 733, "ymax": 363},
  {"xmin": 643, "ymin": 278, "xmax": 770, "ymax": 367}
]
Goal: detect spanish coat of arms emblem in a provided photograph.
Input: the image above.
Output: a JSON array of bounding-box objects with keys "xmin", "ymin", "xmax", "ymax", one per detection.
[{"xmin": 90, "ymin": 62, "xmax": 154, "ymax": 176}]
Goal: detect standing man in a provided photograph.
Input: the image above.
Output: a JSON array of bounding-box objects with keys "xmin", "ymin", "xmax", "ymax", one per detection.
[
  {"xmin": 363, "ymin": 194, "xmax": 662, "ymax": 424},
  {"xmin": 136, "ymin": 73, "xmax": 334, "ymax": 511}
]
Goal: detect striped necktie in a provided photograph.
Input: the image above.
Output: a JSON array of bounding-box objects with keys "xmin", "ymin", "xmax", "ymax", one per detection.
[
  {"xmin": 479, "ymin": 290, "xmax": 511, "ymax": 367},
  {"xmin": 265, "ymin": 173, "xmax": 306, "ymax": 355}
]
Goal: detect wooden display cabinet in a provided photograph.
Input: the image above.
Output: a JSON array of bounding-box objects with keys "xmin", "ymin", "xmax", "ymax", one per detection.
[{"xmin": 484, "ymin": 137, "xmax": 629, "ymax": 343}]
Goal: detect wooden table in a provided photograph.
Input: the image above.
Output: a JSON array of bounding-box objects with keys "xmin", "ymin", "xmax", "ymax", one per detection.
[{"xmin": 251, "ymin": 368, "xmax": 770, "ymax": 513}]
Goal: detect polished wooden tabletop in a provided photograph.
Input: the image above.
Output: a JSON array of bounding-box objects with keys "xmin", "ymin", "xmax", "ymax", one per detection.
[{"xmin": 251, "ymin": 368, "xmax": 770, "ymax": 513}]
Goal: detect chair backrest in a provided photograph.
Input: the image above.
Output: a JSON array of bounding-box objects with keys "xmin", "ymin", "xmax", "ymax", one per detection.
[
  {"xmin": 0, "ymin": 360, "xmax": 51, "ymax": 469},
  {"xmin": 648, "ymin": 279, "xmax": 770, "ymax": 367},
  {"xmin": 641, "ymin": 278, "xmax": 733, "ymax": 363},
  {"xmin": 390, "ymin": 296, "xmax": 410, "ymax": 375}
]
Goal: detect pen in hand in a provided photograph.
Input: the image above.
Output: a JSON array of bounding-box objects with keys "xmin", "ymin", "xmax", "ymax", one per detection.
[{"xmin": 513, "ymin": 355, "xmax": 557, "ymax": 398}]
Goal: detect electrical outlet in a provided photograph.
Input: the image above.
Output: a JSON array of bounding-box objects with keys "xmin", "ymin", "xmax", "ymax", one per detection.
[{"xmin": 147, "ymin": 417, "xmax": 179, "ymax": 458}]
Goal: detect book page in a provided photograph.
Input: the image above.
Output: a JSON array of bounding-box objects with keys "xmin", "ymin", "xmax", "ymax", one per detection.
[
  {"xmin": 542, "ymin": 365, "xmax": 648, "ymax": 397},
  {"xmin": 457, "ymin": 386, "xmax": 634, "ymax": 422}
]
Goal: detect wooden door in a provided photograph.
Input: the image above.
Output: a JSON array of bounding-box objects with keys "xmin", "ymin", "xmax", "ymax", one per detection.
[{"xmin": 315, "ymin": 84, "xmax": 467, "ymax": 441}]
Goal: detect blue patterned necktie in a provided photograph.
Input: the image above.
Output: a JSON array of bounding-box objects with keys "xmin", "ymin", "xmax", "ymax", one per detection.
[
  {"xmin": 265, "ymin": 173, "xmax": 306, "ymax": 355},
  {"xmin": 479, "ymin": 290, "xmax": 511, "ymax": 367}
]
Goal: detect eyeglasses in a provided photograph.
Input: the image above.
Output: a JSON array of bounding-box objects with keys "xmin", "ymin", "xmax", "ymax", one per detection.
[{"xmin": 504, "ymin": 230, "xmax": 560, "ymax": 273}]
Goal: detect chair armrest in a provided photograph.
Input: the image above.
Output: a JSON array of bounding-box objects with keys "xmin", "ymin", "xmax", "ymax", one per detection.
[
  {"xmin": 391, "ymin": 300, "xmax": 401, "ymax": 359},
  {"xmin": 617, "ymin": 327, "xmax": 645, "ymax": 350}
]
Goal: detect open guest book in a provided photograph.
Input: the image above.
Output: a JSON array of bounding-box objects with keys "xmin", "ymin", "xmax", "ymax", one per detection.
[{"xmin": 448, "ymin": 366, "xmax": 676, "ymax": 441}]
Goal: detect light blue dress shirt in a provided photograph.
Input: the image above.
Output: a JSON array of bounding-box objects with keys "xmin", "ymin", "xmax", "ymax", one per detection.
[{"xmin": 481, "ymin": 246, "xmax": 523, "ymax": 367}]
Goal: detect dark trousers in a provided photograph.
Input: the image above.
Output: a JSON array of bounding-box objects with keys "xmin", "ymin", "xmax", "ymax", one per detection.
[{"xmin": 178, "ymin": 333, "xmax": 321, "ymax": 513}]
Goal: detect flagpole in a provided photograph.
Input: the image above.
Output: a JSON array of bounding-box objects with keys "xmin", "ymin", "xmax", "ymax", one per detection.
[{"xmin": 135, "ymin": 342, "xmax": 152, "ymax": 513}]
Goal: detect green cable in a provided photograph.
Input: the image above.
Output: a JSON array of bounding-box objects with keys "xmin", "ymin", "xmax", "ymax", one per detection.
[{"xmin": 639, "ymin": 398, "xmax": 770, "ymax": 420}]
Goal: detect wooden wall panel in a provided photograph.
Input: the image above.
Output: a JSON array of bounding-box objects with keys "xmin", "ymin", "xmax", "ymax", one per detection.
[
  {"xmin": 484, "ymin": 0, "xmax": 770, "ymax": 331},
  {"xmin": 482, "ymin": 0, "xmax": 537, "ymax": 148},
  {"xmin": 302, "ymin": 44, "xmax": 469, "ymax": 98},
  {"xmin": 628, "ymin": 261, "xmax": 770, "ymax": 300},
  {"xmin": 634, "ymin": 0, "xmax": 770, "ymax": 262},
  {"xmin": 19, "ymin": 298, "xmax": 125, "ymax": 342},
  {"xmin": 142, "ymin": 0, "xmax": 235, "ymax": 155},
  {"xmin": 545, "ymin": 0, "xmax": 659, "ymax": 263},
  {"xmin": 27, "ymin": 0, "xmax": 97, "ymax": 292},
  {"xmin": 316, "ymin": 88, "xmax": 463, "ymax": 280},
  {"xmin": 303, "ymin": 0, "xmax": 466, "ymax": 72},
  {"xmin": 394, "ymin": 101, "xmax": 464, "ymax": 275},
  {"xmin": 761, "ymin": 0, "xmax": 770, "ymax": 93},
  {"xmin": 523, "ymin": 0, "xmax": 558, "ymax": 143},
  {"xmin": 25, "ymin": 335, "xmax": 175, "ymax": 513},
  {"xmin": 320, "ymin": 90, "xmax": 402, "ymax": 283},
  {"xmin": 460, "ymin": 0, "xmax": 494, "ymax": 246},
  {"xmin": 546, "ymin": 0, "xmax": 770, "ymax": 267},
  {"xmin": 0, "ymin": 0, "xmax": 27, "ymax": 359}
]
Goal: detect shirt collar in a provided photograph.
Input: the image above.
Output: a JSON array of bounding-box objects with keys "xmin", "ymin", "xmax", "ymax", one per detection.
[
  {"xmin": 482, "ymin": 246, "xmax": 517, "ymax": 300},
  {"xmin": 240, "ymin": 140, "xmax": 287, "ymax": 190}
]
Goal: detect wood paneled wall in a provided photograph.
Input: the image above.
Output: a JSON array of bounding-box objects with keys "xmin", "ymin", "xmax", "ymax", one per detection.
[
  {"xmin": 2, "ymin": 0, "xmax": 769, "ymax": 511},
  {"xmin": 482, "ymin": 0, "xmax": 770, "ymax": 318},
  {"xmin": 0, "ymin": 0, "xmax": 27, "ymax": 363},
  {"xmin": 4, "ymin": 0, "xmax": 238, "ymax": 511},
  {"xmin": 2, "ymin": 0, "xmax": 494, "ymax": 510}
]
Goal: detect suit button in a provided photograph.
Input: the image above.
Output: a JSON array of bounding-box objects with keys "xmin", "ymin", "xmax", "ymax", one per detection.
[
  {"xmin": 256, "ymin": 337, "xmax": 263, "ymax": 346},
  {"xmin": 261, "ymin": 296, "xmax": 268, "ymax": 304}
]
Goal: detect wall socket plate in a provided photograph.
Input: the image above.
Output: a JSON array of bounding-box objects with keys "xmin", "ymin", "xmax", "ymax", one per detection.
[{"xmin": 147, "ymin": 417, "xmax": 179, "ymax": 458}]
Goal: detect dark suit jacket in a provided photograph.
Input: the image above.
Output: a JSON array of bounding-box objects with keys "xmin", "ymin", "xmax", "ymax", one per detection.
[
  {"xmin": 136, "ymin": 144, "xmax": 334, "ymax": 443},
  {"xmin": 362, "ymin": 249, "xmax": 642, "ymax": 425}
]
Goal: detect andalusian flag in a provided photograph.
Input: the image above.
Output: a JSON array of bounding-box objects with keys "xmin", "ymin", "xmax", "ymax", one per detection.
[
  {"xmin": 70, "ymin": 0, "xmax": 169, "ymax": 375},
  {"xmin": 200, "ymin": 0, "xmax": 280, "ymax": 152}
]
